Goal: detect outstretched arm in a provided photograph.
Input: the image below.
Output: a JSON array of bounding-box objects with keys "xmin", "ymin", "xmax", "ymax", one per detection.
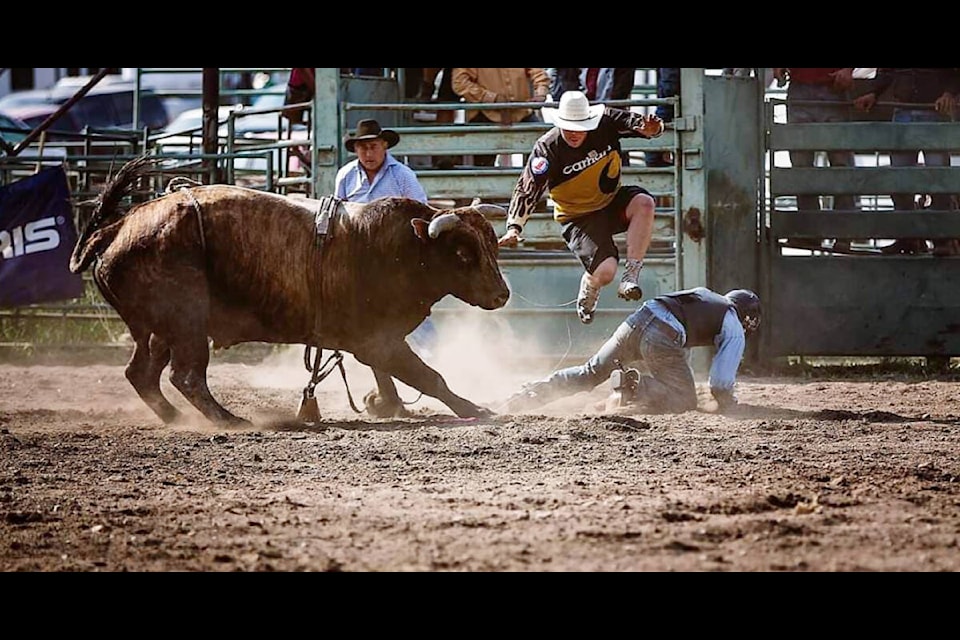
[
  {"xmin": 708, "ymin": 310, "xmax": 747, "ymax": 411},
  {"xmin": 499, "ymin": 149, "xmax": 550, "ymax": 247}
]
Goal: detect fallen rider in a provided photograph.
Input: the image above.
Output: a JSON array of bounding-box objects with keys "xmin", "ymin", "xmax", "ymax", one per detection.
[{"xmin": 499, "ymin": 287, "xmax": 762, "ymax": 414}]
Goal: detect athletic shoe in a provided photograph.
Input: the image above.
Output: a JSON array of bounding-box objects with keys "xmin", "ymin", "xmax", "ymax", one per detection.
[
  {"xmin": 577, "ymin": 273, "xmax": 600, "ymax": 324},
  {"xmin": 617, "ymin": 259, "xmax": 643, "ymax": 301}
]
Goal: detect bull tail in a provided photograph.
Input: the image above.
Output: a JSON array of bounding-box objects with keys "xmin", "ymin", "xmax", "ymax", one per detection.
[{"xmin": 69, "ymin": 155, "xmax": 166, "ymax": 273}]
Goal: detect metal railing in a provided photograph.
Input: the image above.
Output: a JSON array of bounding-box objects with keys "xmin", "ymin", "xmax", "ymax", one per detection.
[{"xmin": 1, "ymin": 68, "xmax": 683, "ymax": 359}]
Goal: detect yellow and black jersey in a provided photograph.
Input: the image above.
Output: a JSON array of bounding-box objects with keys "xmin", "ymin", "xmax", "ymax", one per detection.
[{"xmin": 506, "ymin": 107, "xmax": 645, "ymax": 228}]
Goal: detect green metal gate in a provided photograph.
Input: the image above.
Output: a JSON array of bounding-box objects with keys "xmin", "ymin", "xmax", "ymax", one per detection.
[
  {"xmin": 761, "ymin": 82, "xmax": 960, "ymax": 359},
  {"xmin": 0, "ymin": 68, "xmax": 762, "ymax": 369},
  {"xmin": 337, "ymin": 69, "xmax": 700, "ymax": 367}
]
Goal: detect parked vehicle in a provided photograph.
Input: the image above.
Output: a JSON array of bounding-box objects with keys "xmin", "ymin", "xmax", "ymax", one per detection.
[
  {"xmin": 0, "ymin": 110, "xmax": 67, "ymax": 160},
  {"xmin": 161, "ymin": 105, "xmax": 240, "ymax": 137},
  {"xmin": 154, "ymin": 89, "xmax": 306, "ymax": 173},
  {"xmin": 0, "ymin": 77, "xmax": 169, "ymax": 133},
  {"xmin": 0, "ymin": 111, "xmax": 30, "ymax": 146}
]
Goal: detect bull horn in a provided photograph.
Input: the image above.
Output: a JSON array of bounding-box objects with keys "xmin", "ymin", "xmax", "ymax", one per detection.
[
  {"xmin": 471, "ymin": 203, "xmax": 507, "ymax": 218},
  {"xmin": 428, "ymin": 212, "xmax": 461, "ymax": 238}
]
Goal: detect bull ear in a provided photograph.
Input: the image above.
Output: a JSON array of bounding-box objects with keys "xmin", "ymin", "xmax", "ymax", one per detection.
[{"xmin": 411, "ymin": 218, "xmax": 430, "ymax": 242}]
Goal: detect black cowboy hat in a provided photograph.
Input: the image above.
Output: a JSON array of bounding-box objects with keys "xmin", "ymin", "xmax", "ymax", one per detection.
[{"xmin": 343, "ymin": 118, "xmax": 400, "ymax": 152}]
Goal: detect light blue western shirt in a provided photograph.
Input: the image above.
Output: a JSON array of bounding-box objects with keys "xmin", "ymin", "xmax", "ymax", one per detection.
[{"xmin": 334, "ymin": 152, "xmax": 428, "ymax": 204}]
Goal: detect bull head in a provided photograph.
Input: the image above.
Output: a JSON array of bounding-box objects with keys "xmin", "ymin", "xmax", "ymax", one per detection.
[
  {"xmin": 410, "ymin": 203, "xmax": 506, "ymax": 243},
  {"xmin": 411, "ymin": 212, "xmax": 460, "ymax": 242}
]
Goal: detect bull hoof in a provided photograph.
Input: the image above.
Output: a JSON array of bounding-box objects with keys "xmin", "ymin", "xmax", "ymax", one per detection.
[
  {"xmin": 364, "ymin": 390, "xmax": 411, "ymax": 419},
  {"xmin": 457, "ymin": 404, "xmax": 495, "ymax": 419}
]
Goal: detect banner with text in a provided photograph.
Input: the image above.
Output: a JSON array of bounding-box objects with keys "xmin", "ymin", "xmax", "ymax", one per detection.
[{"xmin": 0, "ymin": 166, "xmax": 84, "ymax": 307}]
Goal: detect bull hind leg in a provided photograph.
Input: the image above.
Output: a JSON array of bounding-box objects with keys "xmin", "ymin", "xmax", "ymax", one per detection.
[
  {"xmin": 364, "ymin": 368, "xmax": 411, "ymax": 418},
  {"xmin": 124, "ymin": 330, "xmax": 183, "ymax": 424},
  {"xmin": 167, "ymin": 335, "xmax": 251, "ymax": 428}
]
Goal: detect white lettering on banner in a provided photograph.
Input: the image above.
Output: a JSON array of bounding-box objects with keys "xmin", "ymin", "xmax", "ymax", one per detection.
[{"xmin": 0, "ymin": 216, "xmax": 62, "ymax": 260}]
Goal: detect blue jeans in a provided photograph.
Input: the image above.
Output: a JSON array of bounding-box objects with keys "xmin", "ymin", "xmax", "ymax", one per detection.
[
  {"xmin": 890, "ymin": 108, "xmax": 954, "ymax": 212},
  {"xmin": 529, "ymin": 305, "xmax": 697, "ymax": 412},
  {"xmin": 407, "ymin": 317, "xmax": 438, "ymax": 359},
  {"xmin": 626, "ymin": 306, "xmax": 697, "ymax": 412},
  {"xmin": 786, "ymin": 83, "xmax": 857, "ymax": 212}
]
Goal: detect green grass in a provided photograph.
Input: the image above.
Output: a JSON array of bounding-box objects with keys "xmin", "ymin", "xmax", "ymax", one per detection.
[{"xmin": 0, "ymin": 277, "xmax": 127, "ymax": 346}]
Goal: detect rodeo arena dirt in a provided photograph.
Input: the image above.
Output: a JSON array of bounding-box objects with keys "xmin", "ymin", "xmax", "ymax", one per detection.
[
  {"xmin": 2, "ymin": 333, "xmax": 960, "ymax": 573},
  {"xmin": 2, "ymin": 159, "xmax": 960, "ymax": 574}
]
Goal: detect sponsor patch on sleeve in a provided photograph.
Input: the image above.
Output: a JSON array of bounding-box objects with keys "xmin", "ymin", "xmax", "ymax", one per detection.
[{"xmin": 531, "ymin": 156, "xmax": 549, "ymax": 175}]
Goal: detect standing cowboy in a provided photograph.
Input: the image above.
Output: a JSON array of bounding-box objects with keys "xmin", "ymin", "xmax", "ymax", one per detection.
[{"xmin": 335, "ymin": 118, "xmax": 428, "ymax": 203}]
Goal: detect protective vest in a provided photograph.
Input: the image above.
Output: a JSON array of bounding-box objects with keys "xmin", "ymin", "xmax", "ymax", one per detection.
[{"xmin": 657, "ymin": 287, "xmax": 734, "ymax": 347}]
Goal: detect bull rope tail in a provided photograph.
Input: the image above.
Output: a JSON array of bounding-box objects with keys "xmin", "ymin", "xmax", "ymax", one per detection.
[{"xmin": 303, "ymin": 346, "xmax": 363, "ymax": 413}]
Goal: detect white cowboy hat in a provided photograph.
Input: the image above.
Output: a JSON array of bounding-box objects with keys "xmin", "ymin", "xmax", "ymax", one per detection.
[{"xmin": 546, "ymin": 90, "xmax": 604, "ymax": 131}]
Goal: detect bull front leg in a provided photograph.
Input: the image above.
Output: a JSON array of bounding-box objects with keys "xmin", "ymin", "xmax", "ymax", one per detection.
[
  {"xmin": 364, "ymin": 367, "xmax": 412, "ymax": 419},
  {"xmin": 355, "ymin": 342, "xmax": 492, "ymax": 419}
]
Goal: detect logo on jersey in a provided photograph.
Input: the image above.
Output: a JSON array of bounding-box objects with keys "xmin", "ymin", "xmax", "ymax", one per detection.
[
  {"xmin": 563, "ymin": 147, "xmax": 611, "ymax": 175},
  {"xmin": 531, "ymin": 156, "xmax": 549, "ymax": 175}
]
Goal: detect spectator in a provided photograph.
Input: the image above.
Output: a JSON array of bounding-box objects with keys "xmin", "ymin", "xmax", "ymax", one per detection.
[
  {"xmin": 498, "ymin": 90, "xmax": 665, "ymax": 324},
  {"xmin": 582, "ymin": 68, "xmax": 609, "ymax": 102},
  {"xmin": 335, "ymin": 118, "xmax": 428, "ymax": 203},
  {"xmin": 608, "ymin": 68, "xmax": 637, "ymax": 105},
  {"xmin": 596, "ymin": 69, "xmax": 638, "ymax": 165},
  {"xmin": 500, "ymin": 287, "xmax": 762, "ymax": 415},
  {"xmin": 854, "ymin": 68, "xmax": 960, "ymax": 256},
  {"xmin": 549, "ymin": 68, "xmax": 583, "ymax": 101},
  {"xmin": 774, "ymin": 67, "xmax": 858, "ymax": 251},
  {"xmin": 418, "ymin": 68, "xmax": 461, "ymax": 169},
  {"xmin": 451, "ymin": 68, "xmax": 551, "ymax": 167},
  {"xmin": 419, "ymin": 67, "xmax": 458, "ymax": 105},
  {"xmin": 849, "ymin": 68, "xmax": 891, "ymax": 121},
  {"xmin": 281, "ymin": 67, "xmax": 316, "ymax": 125},
  {"xmin": 334, "ymin": 118, "xmax": 437, "ymax": 358},
  {"xmin": 402, "ymin": 68, "xmax": 425, "ymax": 103},
  {"xmin": 646, "ymin": 67, "xmax": 680, "ymax": 168},
  {"xmin": 550, "ymin": 68, "xmax": 636, "ymax": 104}
]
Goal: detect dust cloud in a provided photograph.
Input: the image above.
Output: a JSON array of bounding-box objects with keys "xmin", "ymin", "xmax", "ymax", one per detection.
[{"xmin": 245, "ymin": 305, "xmax": 569, "ymax": 415}]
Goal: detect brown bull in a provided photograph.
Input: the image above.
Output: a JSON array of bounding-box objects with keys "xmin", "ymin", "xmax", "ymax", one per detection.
[{"xmin": 69, "ymin": 156, "xmax": 510, "ymax": 427}]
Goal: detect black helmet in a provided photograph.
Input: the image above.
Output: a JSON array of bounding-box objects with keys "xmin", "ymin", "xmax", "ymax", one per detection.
[{"xmin": 725, "ymin": 289, "xmax": 762, "ymax": 333}]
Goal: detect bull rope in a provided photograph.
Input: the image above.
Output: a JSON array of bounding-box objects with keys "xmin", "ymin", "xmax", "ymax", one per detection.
[
  {"xmin": 302, "ymin": 346, "xmax": 363, "ymax": 413},
  {"xmin": 300, "ymin": 195, "xmax": 364, "ymax": 416},
  {"xmin": 499, "ymin": 290, "xmax": 577, "ymax": 374},
  {"xmin": 165, "ymin": 177, "xmax": 206, "ymax": 254}
]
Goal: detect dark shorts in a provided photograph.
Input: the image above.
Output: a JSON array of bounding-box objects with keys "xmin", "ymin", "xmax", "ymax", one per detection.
[{"xmin": 560, "ymin": 185, "xmax": 651, "ymax": 274}]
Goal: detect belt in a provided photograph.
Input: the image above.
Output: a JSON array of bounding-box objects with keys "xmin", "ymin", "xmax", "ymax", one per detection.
[{"xmin": 636, "ymin": 306, "xmax": 682, "ymax": 342}]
